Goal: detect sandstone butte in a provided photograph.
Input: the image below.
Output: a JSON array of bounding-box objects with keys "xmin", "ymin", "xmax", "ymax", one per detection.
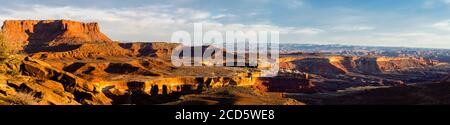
[
  {"xmin": 2, "ymin": 20, "xmax": 112, "ymax": 47},
  {"xmin": 0, "ymin": 19, "xmax": 441, "ymax": 105},
  {"xmin": 279, "ymin": 55, "xmax": 438, "ymax": 75}
]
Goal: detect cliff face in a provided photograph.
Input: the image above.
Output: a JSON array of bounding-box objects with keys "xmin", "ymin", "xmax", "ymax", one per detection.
[
  {"xmin": 29, "ymin": 43, "xmax": 132, "ymax": 58},
  {"xmin": 119, "ymin": 42, "xmax": 180, "ymax": 58},
  {"xmin": 1, "ymin": 20, "xmax": 112, "ymax": 52},
  {"xmin": 103, "ymin": 73, "xmax": 259, "ymax": 96},
  {"xmin": 280, "ymin": 56, "xmax": 432, "ymax": 75}
]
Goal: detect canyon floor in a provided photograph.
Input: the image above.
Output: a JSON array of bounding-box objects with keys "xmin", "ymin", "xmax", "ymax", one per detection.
[{"xmin": 288, "ymin": 81, "xmax": 450, "ymax": 105}]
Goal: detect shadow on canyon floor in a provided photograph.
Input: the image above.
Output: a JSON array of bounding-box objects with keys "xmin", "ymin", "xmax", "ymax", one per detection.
[
  {"xmin": 287, "ymin": 82, "xmax": 450, "ymax": 105},
  {"xmin": 164, "ymin": 86, "xmax": 304, "ymax": 105}
]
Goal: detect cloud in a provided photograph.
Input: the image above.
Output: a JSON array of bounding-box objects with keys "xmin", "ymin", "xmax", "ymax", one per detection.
[
  {"xmin": 291, "ymin": 28, "xmax": 324, "ymax": 35},
  {"xmin": 290, "ymin": 31, "xmax": 450, "ymax": 49},
  {"xmin": 368, "ymin": 31, "xmax": 450, "ymax": 48},
  {"xmin": 444, "ymin": 0, "xmax": 450, "ymax": 4},
  {"xmin": 330, "ymin": 25, "xmax": 375, "ymax": 31},
  {"xmin": 199, "ymin": 22, "xmax": 323, "ymax": 36},
  {"xmin": 287, "ymin": 0, "xmax": 304, "ymax": 9},
  {"xmin": 211, "ymin": 14, "xmax": 236, "ymax": 20},
  {"xmin": 432, "ymin": 20, "xmax": 450, "ymax": 30},
  {"xmin": 423, "ymin": 0, "xmax": 450, "ymax": 8}
]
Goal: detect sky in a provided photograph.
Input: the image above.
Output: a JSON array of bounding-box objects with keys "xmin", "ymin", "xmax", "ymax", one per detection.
[{"xmin": 1, "ymin": 0, "xmax": 450, "ymax": 49}]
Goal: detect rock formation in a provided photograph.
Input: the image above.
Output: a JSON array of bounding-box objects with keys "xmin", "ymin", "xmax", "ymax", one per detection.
[
  {"xmin": 0, "ymin": 56, "xmax": 111, "ymax": 105},
  {"xmin": 2, "ymin": 19, "xmax": 446, "ymax": 105},
  {"xmin": 1, "ymin": 20, "xmax": 113, "ymax": 52},
  {"xmin": 0, "ymin": 20, "xmax": 141, "ymax": 59},
  {"xmin": 119, "ymin": 42, "xmax": 180, "ymax": 58},
  {"xmin": 280, "ymin": 55, "xmax": 432, "ymax": 75}
]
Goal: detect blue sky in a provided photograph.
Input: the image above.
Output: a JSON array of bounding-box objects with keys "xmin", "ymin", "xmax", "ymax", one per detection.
[{"xmin": 1, "ymin": 0, "xmax": 450, "ymax": 49}]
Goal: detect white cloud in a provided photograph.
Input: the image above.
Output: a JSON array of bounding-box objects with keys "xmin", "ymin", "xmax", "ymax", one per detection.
[
  {"xmin": 211, "ymin": 14, "xmax": 236, "ymax": 19},
  {"xmin": 423, "ymin": 0, "xmax": 450, "ymax": 8},
  {"xmin": 291, "ymin": 28, "xmax": 324, "ymax": 35},
  {"xmin": 199, "ymin": 22, "xmax": 323, "ymax": 36},
  {"xmin": 368, "ymin": 31, "xmax": 450, "ymax": 48},
  {"xmin": 432, "ymin": 20, "xmax": 450, "ymax": 30},
  {"xmin": 331, "ymin": 25, "xmax": 375, "ymax": 31},
  {"xmin": 287, "ymin": 0, "xmax": 304, "ymax": 9},
  {"xmin": 444, "ymin": 0, "xmax": 450, "ymax": 4}
]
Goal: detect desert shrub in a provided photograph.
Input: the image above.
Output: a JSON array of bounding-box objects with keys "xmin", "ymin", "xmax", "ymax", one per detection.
[
  {"xmin": 0, "ymin": 32, "xmax": 10, "ymax": 60},
  {"xmin": 6, "ymin": 70, "xmax": 20, "ymax": 76},
  {"xmin": 0, "ymin": 56, "xmax": 22, "ymax": 76},
  {"xmin": 0, "ymin": 92, "xmax": 40, "ymax": 105}
]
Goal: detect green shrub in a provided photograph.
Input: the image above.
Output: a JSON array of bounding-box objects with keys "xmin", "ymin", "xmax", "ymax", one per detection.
[
  {"xmin": 0, "ymin": 92, "xmax": 40, "ymax": 105},
  {"xmin": 6, "ymin": 70, "xmax": 20, "ymax": 76},
  {"xmin": 0, "ymin": 32, "xmax": 10, "ymax": 60}
]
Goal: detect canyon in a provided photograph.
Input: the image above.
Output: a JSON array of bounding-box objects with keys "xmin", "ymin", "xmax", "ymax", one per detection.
[
  {"xmin": 0, "ymin": 20, "xmax": 449, "ymax": 105},
  {"xmin": 276, "ymin": 53, "xmax": 449, "ymax": 93},
  {"xmin": 0, "ymin": 20, "xmax": 296, "ymax": 105}
]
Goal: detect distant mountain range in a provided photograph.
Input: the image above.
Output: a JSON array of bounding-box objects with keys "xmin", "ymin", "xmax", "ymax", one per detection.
[{"xmin": 280, "ymin": 43, "xmax": 450, "ymax": 53}]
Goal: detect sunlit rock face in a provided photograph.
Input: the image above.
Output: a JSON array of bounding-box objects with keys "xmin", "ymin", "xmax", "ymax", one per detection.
[
  {"xmin": 1, "ymin": 20, "xmax": 135, "ymax": 59},
  {"xmin": 101, "ymin": 72, "xmax": 261, "ymax": 96},
  {"xmin": 1, "ymin": 20, "xmax": 111, "ymax": 43},
  {"xmin": 280, "ymin": 56, "xmax": 434, "ymax": 75},
  {"xmin": 1, "ymin": 20, "xmax": 112, "ymax": 50}
]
